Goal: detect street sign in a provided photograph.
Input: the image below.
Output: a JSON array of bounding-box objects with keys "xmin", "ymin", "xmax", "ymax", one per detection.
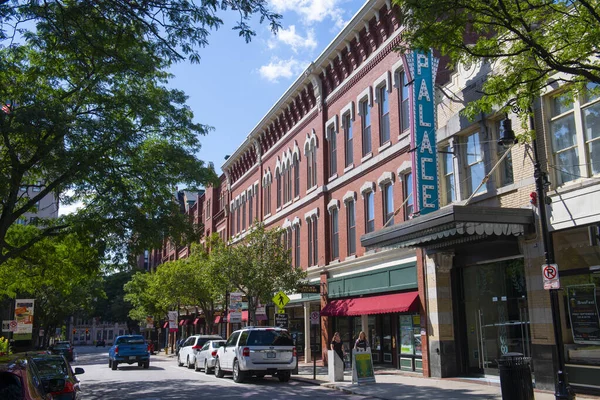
[
  {"xmin": 275, "ymin": 313, "xmax": 289, "ymax": 329},
  {"xmin": 273, "ymin": 291, "xmax": 290, "ymax": 309},
  {"xmin": 310, "ymin": 311, "xmax": 320, "ymax": 325},
  {"xmin": 298, "ymin": 284, "xmax": 320, "ymax": 294},
  {"xmin": 9, "ymin": 320, "xmax": 17, "ymax": 332},
  {"xmin": 542, "ymin": 264, "xmax": 560, "ymax": 290}
]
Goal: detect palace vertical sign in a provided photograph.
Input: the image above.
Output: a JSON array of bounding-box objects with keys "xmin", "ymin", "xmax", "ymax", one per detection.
[{"xmin": 406, "ymin": 50, "xmax": 439, "ymax": 215}]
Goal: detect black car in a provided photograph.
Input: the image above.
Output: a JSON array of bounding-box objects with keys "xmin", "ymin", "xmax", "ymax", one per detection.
[
  {"xmin": 96, "ymin": 339, "xmax": 106, "ymax": 347},
  {"xmin": 48, "ymin": 343, "xmax": 74, "ymax": 362},
  {"xmin": 31, "ymin": 354, "xmax": 84, "ymax": 400}
]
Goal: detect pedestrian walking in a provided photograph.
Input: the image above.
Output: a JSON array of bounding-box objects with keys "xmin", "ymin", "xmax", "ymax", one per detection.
[
  {"xmin": 354, "ymin": 331, "xmax": 369, "ymax": 351},
  {"xmin": 330, "ymin": 332, "xmax": 345, "ymax": 369}
]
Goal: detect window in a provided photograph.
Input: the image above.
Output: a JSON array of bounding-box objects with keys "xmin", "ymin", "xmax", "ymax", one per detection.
[
  {"xmin": 32, "ymin": 181, "xmax": 41, "ymax": 192},
  {"xmin": 365, "ymin": 191, "xmax": 375, "ymax": 233},
  {"xmin": 549, "ymin": 84, "xmax": 600, "ymax": 184},
  {"xmin": 294, "ymin": 226, "xmax": 300, "ymax": 267},
  {"xmin": 307, "ymin": 148, "xmax": 317, "ymax": 189},
  {"xmin": 346, "ymin": 200, "xmax": 356, "ymax": 255},
  {"xmin": 397, "ymin": 70, "xmax": 410, "ymax": 132},
  {"xmin": 378, "ymin": 85, "xmax": 390, "ymax": 144},
  {"xmin": 383, "ymin": 183, "xmax": 394, "ymax": 226},
  {"xmin": 343, "ymin": 113, "xmax": 353, "ymax": 167},
  {"xmin": 330, "ymin": 208, "xmax": 339, "ymax": 260},
  {"xmin": 495, "ymin": 121, "xmax": 514, "ymax": 186},
  {"xmin": 248, "ymin": 194, "xmax": 253, "ymax": 225},
  {"xmin": 206, "ymin": 199, "xmax": 211, "ymax": 219},
  {"xmin": 286, "ymin": 165, "xmax": 292, "ymax": 202},
  {"xmin": 293, "ymin": 158, "xmax": 300, "ymax": 197},
  {"xmin": 242, "ymin": 199, "xmax": 246, "ymax": 231},
  {"xmin": 328, "ymin": 125, "xmax": 337, "ymax": 177},
  {"xmin": 466, "ymin": 132, "xmax": 486, "ymax": 196},
  {"xmin": 263, "ymin": 183, "xmax": 271, "ymax": 215},
  {"xmin": 276, "ymin": 171, "xmax": 282, "ymax": 208},
  {"xmin": 361, "ymin": 100, "xmax": 372, "ymax": 156},
  {"xmin": 403, "ymin": 172, "xmax": 413, "ymax": 219},
  {"xmin": 236, "ymin": 206, "xmax": 240, "ymax": 233},
  {"xmin": 307, "ymin": 216, "xmax": 318, "ymax": 266},
  {"xmin": 287, "ymin": 228, "xmax": 292, "ymax": 260},
  {"xmin": 442, "ymin": 146, "xmax": 456, "ymax": 204}
]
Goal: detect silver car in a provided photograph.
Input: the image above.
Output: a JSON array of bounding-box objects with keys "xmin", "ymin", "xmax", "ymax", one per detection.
[
  {"xmin": 177, "ymin": 335, "xmax": 223, "ymax": 369},
  {"xmin": 194, "ymin": 340, "xmax": 226, "ymax": 374}
]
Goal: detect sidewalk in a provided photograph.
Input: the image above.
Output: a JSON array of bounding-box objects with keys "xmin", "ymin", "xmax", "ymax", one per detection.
[{"xmin": 293, "ymin": 363, "xmax": 600, "ymax": 400}]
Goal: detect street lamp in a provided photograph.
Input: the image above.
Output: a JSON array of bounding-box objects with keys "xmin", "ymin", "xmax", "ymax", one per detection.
[{"xmin": 499, "ymin": 111, "xmax": 575, "ymax": 400}]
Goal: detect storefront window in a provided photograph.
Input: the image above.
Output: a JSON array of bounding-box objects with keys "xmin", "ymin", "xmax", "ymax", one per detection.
[
  {"xmin": 553, "ymin": 226, "xmax": 600, "ymax": 390},
  {"xmin": 368, "ymin": 316, "xmax": 379, "ymax": 362}
]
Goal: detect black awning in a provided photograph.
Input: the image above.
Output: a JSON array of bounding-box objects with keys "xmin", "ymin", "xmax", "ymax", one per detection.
[{"xmin": 361, "ymin": 205, "xmax": 534, "ymax": 250}]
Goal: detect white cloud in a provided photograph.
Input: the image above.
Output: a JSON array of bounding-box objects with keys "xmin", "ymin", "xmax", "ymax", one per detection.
[
  {"xmin": 259, "ymin": 57, "xmax": 309, "ymax": 83},
  {"xmin": 269, "ymin": 0, "xmax": 347, "ymax": 27},
  {"xmin": 271, "ymin": 26, "xmax": 317, "ymax": 53}
]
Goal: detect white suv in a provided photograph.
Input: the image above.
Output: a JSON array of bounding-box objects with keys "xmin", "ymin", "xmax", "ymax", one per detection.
[
  {"xmin": 214, "ymin": 327, "xmax": 296, "ymax": 383},
  {"xmin": 177, "ymin": 334, "xmax": 223, "ymax": 369}
]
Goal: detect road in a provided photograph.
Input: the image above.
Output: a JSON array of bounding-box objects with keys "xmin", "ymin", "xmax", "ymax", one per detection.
[{"xmin": 73, "ymin": 346, "xmax": 369, "ymax": 400}]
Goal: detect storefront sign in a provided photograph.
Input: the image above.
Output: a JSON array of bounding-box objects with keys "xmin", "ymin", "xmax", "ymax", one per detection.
[
  {"xmin": 13, "ymin": 299, "xmax": 34, "ymax": 340},
  {"xmin": 275, "ymin": 313, "xmax": 289, "ymax": 329},
  {"xmin": 567, "ymin": 284, "xmax": 600, "ymax": 345},
  {"xmin": 352, "ymin": 348, "xmax": 376, "ymax": 384},
  {"xmin": 406, "ymin": 50, "xmax": 439, "ymax": 216},
  {"xmin": 168, "ymin": 311, "xmax": 177, "ymax": 332},
  {"xmin": 298, "ymin": 284, "xmax": 320, "ymax": 294}
]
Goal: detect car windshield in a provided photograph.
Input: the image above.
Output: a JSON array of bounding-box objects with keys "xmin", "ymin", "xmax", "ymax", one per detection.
[
  {"xmin": 212, "ymin": 341, "xmax": 225, "ymax": 348},
  {"xmin": 117, "ymin": 337, "xmax": 145, "ymax": 344},
  {"xmin": 53, "ymin": 344, "xmax": 70, "ymax": 349},
  {"xmin": 32, "ymin": 358, "xmax": 68, "ymax": 378},
  {"xmin": 247, "ymin": 330, "xmax": 294, "ymax": 346}
]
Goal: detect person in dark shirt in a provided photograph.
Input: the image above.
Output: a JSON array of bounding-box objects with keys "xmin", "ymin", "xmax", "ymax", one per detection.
[
  {"xmin": 330, "ymin": 332, "xmax": 345, "ymax": 369},
  {"xmin": 354, "ymin": 331, "xmax": 369, "ymax": 351}
]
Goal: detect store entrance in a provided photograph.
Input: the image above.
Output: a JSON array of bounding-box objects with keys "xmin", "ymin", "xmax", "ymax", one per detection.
[{"xmin": 460, "ymin": 258, "xmax": 531, "ymax": 375}]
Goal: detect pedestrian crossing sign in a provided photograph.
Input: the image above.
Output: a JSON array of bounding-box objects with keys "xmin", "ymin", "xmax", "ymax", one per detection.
[{"xmin": 273, "ymin": 291, "xmax": 290, "ymax": 309}]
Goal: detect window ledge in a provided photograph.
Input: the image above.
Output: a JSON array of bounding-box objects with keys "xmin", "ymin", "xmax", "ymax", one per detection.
[
  {"xmin": 283, "ymin": 201, "xmax": 293, "ymax": 208},
  {"xmin": 264, "ymin": 213, "xmax": 271, "ymax": 218},
  {"xmin": 294, "ymin": 195, "xmax": 300, "ymax": 202},
  {"xmin": 378, "ymin": 141, "xmax": 391, "ymax": 152},
  {"xmin": 344, "ymin": 164, "xmax": 354, "ymax": 173},
  {"xmin": 276, "ymin": 207, "xmax": 282, "ymax": 212},
  {"xmin": 345, "ymin": 255, "xmax": 357, "ymax": 261},
  {"xmin": 328, "ymin": 259, "xmax": 340, "ymax": 266},
  {"xmin": 361, "ymin": 153, "xmax": 373, "ymax": 163},
  {"xmin": 328, "ymin": 173, "xmax": 338, "ymax": 183},
  {"xmin": 306, "ymin": 185, "xmax": 318, "ymax": 195}
]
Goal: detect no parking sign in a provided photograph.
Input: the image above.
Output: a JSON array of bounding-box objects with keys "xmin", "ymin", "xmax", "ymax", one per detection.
[{"xmin": 542, "ymin": 264, "xmax": 560, "ymax": 290}]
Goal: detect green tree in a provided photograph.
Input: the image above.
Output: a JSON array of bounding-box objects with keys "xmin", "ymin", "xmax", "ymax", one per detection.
[
  {"xmin": 209, "ymin": 222, "xmax": 306, "ymax": 326},
  {"xmin": 0, "ymin": 0, "xmax": 281, "ymax": 265},
  {"xmin": 124, "ymin": 270, "xmax": 164, "ymax": 326},
  {"xmin": 394, "ymin": 0, "xmax": 600, "ymax": 123}
]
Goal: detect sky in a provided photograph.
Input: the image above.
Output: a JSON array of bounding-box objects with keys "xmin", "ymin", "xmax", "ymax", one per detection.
[{"xmin": 167, "ymin": 0, "xmax": 366, "ymax": 175}]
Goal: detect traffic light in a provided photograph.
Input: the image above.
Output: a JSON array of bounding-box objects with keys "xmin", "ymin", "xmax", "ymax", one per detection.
[
  {"xmin": 72, "ymin": 329, "xmax": 76, "ymax": 334},
  {"xmin": 85, "ymin": 328, "xmax": 89, "ymax": 334}
]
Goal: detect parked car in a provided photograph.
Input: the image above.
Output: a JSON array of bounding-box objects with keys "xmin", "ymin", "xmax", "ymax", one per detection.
[
  {"xmin": 215, "ymin": 327, "xmax": 296, "ymax": 383},
  {"xmin": 96, "ymin": 339, "xmax": 105, "ymax": 347},
  {"xmin": 177, "ymin": 335, "xmax": 223, "ymax": 369},
  {"xmin": 0, "ymin": 356, "xmax": 64, "ymax": 400},
  {"xmin": 194, "ymin": 340, "xmax": 225, "ymax": 374},
  {"xmin": 108, "ymin": 335, "xmax": 150, "ymax": 370},
  {"xmin": 30, "ymin": 354, "xmax": 84, "ymax": 400},
  {"xmin": 48, "ymin": 343, "xmax": 74, "ymax": 362}
]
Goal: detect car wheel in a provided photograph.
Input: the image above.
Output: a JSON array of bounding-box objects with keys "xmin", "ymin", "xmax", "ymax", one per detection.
[
  {"xmin": 194, "ymin": 359, "xmax": 201, "ymax": 372},
  {"xmin": 204, "ymin": 360, "xmax": 211, "ymax": 375},
  {"xmin": 278, "ymin": 371, "xmax": 290, "ymax": 382},
  {"xmin": 232, "ymin": 359, "xmax": 245, "ymax": 383},
  {"xmin": 187, "ymin": 356, "xmax": 194, "ymax": 369},
  {"xmin": 177, "ymin": 355, "xmax": 183, "ymax": 367},
  {"xmin": 215, "ymin": 359, "xmax": 224, "ymax": 378},
  {"xmin": 111, "ymin": 361, "xmax": 118, "ymax": 371},
  {"xmin": 138, "ymin": 362, "xmax": 143, "ymax": 367},
  {"xmin": 143, "ymin": 361, "xmax": 149, "ymax": 369}
]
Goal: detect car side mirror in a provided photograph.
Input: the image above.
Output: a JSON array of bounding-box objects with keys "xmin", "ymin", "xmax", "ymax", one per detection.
[
  {"xmin": 45, "ymin": 378, "xmax": 66, "ymax": 393},
  {"xmin": 74, "ymin": 367, "xmax": 85, "ymax": 375}
]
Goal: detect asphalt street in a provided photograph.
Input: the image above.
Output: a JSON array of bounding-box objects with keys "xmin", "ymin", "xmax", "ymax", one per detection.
[{"xmin": 73, "ymin": 346, "xmax": 370, "ymax": 400}]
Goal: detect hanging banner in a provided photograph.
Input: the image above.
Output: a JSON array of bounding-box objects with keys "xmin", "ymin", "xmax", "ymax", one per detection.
[
  {"xmin": 406, "ymin": 50, "xmax": 439, "ymax": 216},
  {"xmin": 229, "ymin": 292, "xmax": 243, "ymax": 323},
  {"xmin": 14, "ymin": 299, "xmax": 34, "ymax": 340},
  {"xmin": 567, "ymin": 285, "xmax": 600, "ymax": 345},
  {"xmin": 168, "ymin": 311, "xmax": 178, "ymax": 332}
]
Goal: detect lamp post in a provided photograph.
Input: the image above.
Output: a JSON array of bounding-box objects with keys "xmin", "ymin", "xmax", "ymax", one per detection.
[{"xmin": 499, "ymin": 110, "xmax": 574, "ymax": 400}]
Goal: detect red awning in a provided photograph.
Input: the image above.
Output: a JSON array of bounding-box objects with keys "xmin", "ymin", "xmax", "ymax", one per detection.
[
  {"xmin": 320, "ymin": 291, "xmax": 419, "ymax": 317},
  {"xmin": 163, "ymin": 322, "xmax": 168, "ymax": 329},
  {"xmin": 179, "ymin": 319, "xmax": 190, "ymax": 326},
  {"xmin": 193, "ymin": 318, "xmax": 205, "ymax": 325},
  {"xmin": 228, "ymin": 310, "xmax": 267, "ymax": 322},
  {"xmin": 214, "ymin": 316, "xmax": 223, "ymax": 324}
]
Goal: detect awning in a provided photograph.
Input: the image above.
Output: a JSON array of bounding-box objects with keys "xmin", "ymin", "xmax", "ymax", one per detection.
[
  {"xmin": 228, "ymin": 311, "xmax": 267, "ymax": 322},
  {"xmin": 320, "ymin": 291, "xmax": 419, "ymax": 317},
  {"xmin": 163, "ymin": 322, "xmax": 168, "ymax": 329},
  {"xmin": 179, "ymin": 319, "xmax": 191, "ymax": 326},
  {"xmin": 193, "ymin": 318, "xmax": 204, "ymax": 325},
  {"xmin": 361, "ymin": 205, "xmax": 534, "ymax": 250},
  {"xmin": 214, "ymin": 316, "xmax": 223, "ymax": 324}
]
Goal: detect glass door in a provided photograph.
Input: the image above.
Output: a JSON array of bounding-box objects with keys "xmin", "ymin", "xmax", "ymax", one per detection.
[{"xmin": 462, "ymin": 258, "xmax": 531, "ymax": 375}]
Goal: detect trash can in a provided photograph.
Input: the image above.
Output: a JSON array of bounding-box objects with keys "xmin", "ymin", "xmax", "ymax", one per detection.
[{"xmin": 498, "ymin": 352, "xmax": 534, "ymax": 400}]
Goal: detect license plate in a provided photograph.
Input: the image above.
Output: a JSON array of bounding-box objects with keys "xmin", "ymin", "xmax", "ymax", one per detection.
[
  {"xmin": 267, "ymin": 352, "xmax": 276, "ymax": 359},
  {"xmin": 128, "ymin": 356, "xmax": 135, "ymax": 360}
]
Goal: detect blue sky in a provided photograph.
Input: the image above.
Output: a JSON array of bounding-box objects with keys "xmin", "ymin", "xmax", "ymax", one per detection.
[{"xmin": 167, "ymin": 0, "xmax": 365, "ymax": 175}]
